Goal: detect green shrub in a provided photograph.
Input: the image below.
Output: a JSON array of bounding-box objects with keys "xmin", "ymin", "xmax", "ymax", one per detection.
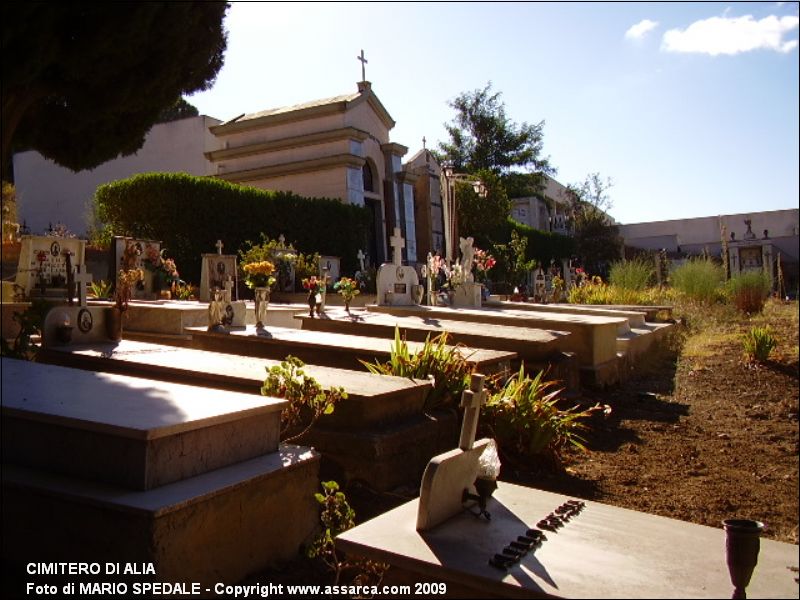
[
  {"xmin": 482, "ymin": 365, "xmax": 604, "ymax": 463},
  {"xmin": 728, "ymin": 271, "xmax": 772, "ymax": 314},
  {"xmin": 742, "ymin": 326, "xmax": 777, "ymax": 363},
  {"xmin": 94, "ymin": 172, "xmax": 371, "ymax": 283},
  {"xmin": 609, "ymin": 257, "xmax": 654, "ymax": 291},
  {"xmin": 670, "ymin": 258, "xmax": 725, "ymax": 304},
  {"xmin": 362, "ymin": 327, "xmax": 474, "ymax": 411}
]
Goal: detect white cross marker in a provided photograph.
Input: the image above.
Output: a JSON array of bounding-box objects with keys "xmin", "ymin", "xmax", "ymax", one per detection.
[
  {"xmin": 223, "ymin": 275, "xmax": 234, "ymax": 303},
  {"xmin": 357, "ymin": 249, "xmax": 366, "ymax": 272},
  {"xmin": 390, "ymin": 227, "xmax": 405, "ymax": 267},
  {"xmin": 215, "ymin": 239, "xmax": 224, "ymax": 255},
  {"xmin": 459, "ymin": 374, "xmax": 487, "ymax": 451},
  {"xmin": 73, "ymin": 265, "xmax": 93, "ymax": 308},
  {"xmin": 278, "ymin": 234, "xmax": 286, "ymax": 246}
]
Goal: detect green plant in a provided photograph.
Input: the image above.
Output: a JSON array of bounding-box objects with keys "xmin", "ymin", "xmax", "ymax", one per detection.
[
  {"xmin": 728, "ymin": 271, "xmax": 772, "ymax": 314},
  {"xmin": 173, "ymin": 282, "xmax": 196, "ymax": 300},
  {"xmin": 609, "ymin": 257, "xmax": 654, "ymax": 291},
  {"xmin": 742, "ymin": 326, "xmax": 777, "ymax": 363},
  {"xmin": 89, "ymin": 279, "xmax": 113, "ymax": 299},
  {"xmin": 0, "ymin": 299, "xmax": 50, "ymax": 360},
  {"xmin": 482, "ymin": 365, "xmax": 606, "ymax": 463},
  {"xmin": 333, "ymin": 277, "xmax": 360, "ymax": 303},
  {"xmin": 307, "ymin": 481, "xmax": 388, "ymax": 587},
  {"xmin": 670, "ymin": 258, "xmax": 725, "ymax": 304},
  {"xmin": 362, "ymin": 327, "xmax": 474, "ymax": 411},
  {"xmin": 261, "ymin": 356, "xmax": 347, "ymax": 442}
]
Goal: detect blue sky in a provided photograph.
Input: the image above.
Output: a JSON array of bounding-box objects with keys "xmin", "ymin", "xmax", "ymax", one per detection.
[{"xmin": 188, "ymin": 2, "xmax": 799, "ymax": 225}]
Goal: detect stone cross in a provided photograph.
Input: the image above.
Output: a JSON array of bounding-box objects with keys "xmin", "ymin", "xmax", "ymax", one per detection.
[
  {"xmin": 357, "ymin": 49, "xmax": 368, "ymax": 82},
  {"xmin": 390, "ymin": 227, "xmax": 405, "ymax": 267},
  {"xmin": 73, "ymin": 265, "xmax": 93, "ymax": 308},
  {"xmin": 459, "ymin": 374, "xmax": 487, "ymax": 451},
  {"xmin": 215, "ymin": 239, "xmax": 224, "ymax": 255},
  {"xmin": 357, "ymin": 249, "xmax": 366, "ymax": 272},
  {"xmin": 278, "ymin": 234, "xmax": 285, "ymax": 246}
]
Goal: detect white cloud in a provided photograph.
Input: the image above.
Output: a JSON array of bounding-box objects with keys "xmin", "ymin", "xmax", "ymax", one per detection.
[
  {"xmin": 662, "ymin": 14, "xmax": 799, "ymax": 55},
  {"xmin": 625, "ymin": 19, "xmax": 659, "ymax": 41}
]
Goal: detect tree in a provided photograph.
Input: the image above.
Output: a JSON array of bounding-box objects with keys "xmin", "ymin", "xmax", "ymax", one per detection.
[
  {"xmin": 438, "ymin": 83, "xmax": 552, "ymax": 178},
  {"xmin": 437, "ymin": 83, "xmax": 554, "ymax": 245},
  {"xmin": 156, "ymin": 98, "xmax": 200, "ymax": 124},
  {"xmin": 2, "ymin": 3, "xmax": 228, "ymax": 176},
  {"xmin": 567, "ymin": 173, "xmax": 623, "ymax": 277}
]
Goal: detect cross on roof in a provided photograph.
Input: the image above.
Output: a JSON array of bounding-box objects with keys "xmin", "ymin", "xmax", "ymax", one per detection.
[
  {"xmin": 73, "ymin": 265, "xmax": 93, "ymax": 308},
  {"xmin": 389, "ymin": 227, "xmax": 405, "ymax": 266},
  {"xmin": 459, "ymin": 374, "xmax": 487, "ymax": 451},
  {"xmin": 357, "ymin": 49, "xmax": 368, "ymax": 82},
  {"xmin": 215, "ymin": 240, "xmax": 224, "ymax": 255}
]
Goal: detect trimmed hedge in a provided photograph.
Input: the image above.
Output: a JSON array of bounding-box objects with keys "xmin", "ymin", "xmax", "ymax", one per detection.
[
  {"xmin": 94, "ymin": 172, "xmax": 371, "ymax": 283},
  {"xmin": 506, "ymin": 218, "xmax": 574, "ymax": 266}
]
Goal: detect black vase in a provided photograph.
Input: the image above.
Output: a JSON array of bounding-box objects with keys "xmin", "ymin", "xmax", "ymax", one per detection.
[
  {"xmin": 723, "ymin": 519, "xmax": 764, "ymax": 599},
  {"xmin": 307, "ymin": 291, "xmax": 316, "ymax": 318}
]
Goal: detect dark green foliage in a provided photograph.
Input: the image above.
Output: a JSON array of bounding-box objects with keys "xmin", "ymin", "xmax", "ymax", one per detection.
[
  {"xmin": 93, "ymin": 173, "xmax": 371, "ymax": 283},
  {"xmin": 156, "ymin": 98, "xmax": 200, "ymax": 124},
  {"xmin": 2, "ymin": 3, "xmax": 227, "ymax": 173}
]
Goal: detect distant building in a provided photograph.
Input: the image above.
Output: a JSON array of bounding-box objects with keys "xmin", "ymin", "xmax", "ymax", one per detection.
[
  {"xmin": 13, "ymin": 82, "xmax": 426, "ymax": 267},
  {"xmin": 510, "ymin": 174, "xmax": 575, "ymax": 235}
]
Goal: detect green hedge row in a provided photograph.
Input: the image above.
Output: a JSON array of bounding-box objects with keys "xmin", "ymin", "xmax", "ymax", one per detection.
[
  {"xmin": 505, "ymin": 218, "xmax": 575, "ymax": 266},
  {"xmin": 94, "ymin": 172, "xmax": 371, "ymax": 283}
]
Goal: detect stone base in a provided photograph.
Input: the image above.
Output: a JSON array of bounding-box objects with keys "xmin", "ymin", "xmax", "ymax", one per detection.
[
  {"xmin": 2, "ymin": 446, "xmax": 320, "ymax": 588},
  {"xmin": 451, "ymin": 282, "xmax": 482, "ymax": 308},
  {"xmin": 298, "ymin": 410, "xmax": 459, "ymax": 492}
]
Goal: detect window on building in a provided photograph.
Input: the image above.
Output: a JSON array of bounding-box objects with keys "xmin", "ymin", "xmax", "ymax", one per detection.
[{"xmin": 362, "ymin": 163, "xmax": 374, "ymax": 193}]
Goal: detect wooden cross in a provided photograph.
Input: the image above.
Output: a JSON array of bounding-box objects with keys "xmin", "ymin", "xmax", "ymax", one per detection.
[
  {"xmin": 215, "ymin": 239, "xmax": 224, "ymax": 255},
  {"xmin": 389, "ymin": 227, "xmax": 405, "ymax": 266},
  {"xmin": 357, "ymin": 49, "xmax": 368, "ymax": 82},
  {"xmin": 73, "ymin": 265, "xmax": 93, "ymax": 308},
  {"xmin": 459, "ymin": 374, "xmax": 487, "ymax": 451},
  {"xmin": 357, "ymin": 249, "xmax": 366, "ymax": 272}
]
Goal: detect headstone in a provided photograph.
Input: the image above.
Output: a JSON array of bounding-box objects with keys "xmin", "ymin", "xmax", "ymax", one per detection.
[
  {"xmin": 534, "ymin": 267, "xmax": 546, "ymax": 301},
  {"xmin": 112, "ymin": 236, "xmax": 160, "ymax": 300},
  {"xmin": 219, "ymin": 275, "xmax": 247, "ymax": 327},
  {"xmin": 319, "ymin": 256, "xmax": 340, "ymax": 283},
  {"xmin": 15, "ymin": 235, "xmax": 86, "ymax": 298},
  {"xmin": 375, "ymin": 228, "xmax": 421, "ymax": 306},
  {"xmin": 416, "ymin": 373, "xmax": 491, "ymax": 530},
  {"xmin": 200, "ymin": 251, "xmax": 238, "ymax": 302}
]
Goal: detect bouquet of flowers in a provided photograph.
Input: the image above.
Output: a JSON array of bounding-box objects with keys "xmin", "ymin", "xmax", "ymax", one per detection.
[
  {"xmin": 243, "ymin": 260, "xmax": 276, "ymax": 289},
  {"xmin": 473, "ymin": 248, "xmax": 496, "ymax": 283},
  {"xmin": 144, "ymin": 245, "xmax": 180, "ymax": 287},
  {"xmin": 301, "ymin": 276, "xmax": 324, "ymax": 294},
  {"xmin": 333, "ymin": 277, "xmax": 361, "ymax": 303}
]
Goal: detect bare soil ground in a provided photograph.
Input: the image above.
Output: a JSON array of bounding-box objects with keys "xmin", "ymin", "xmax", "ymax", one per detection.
[{"xmin": 513, "ymin": 299, "xmax": 799, "ymax": 545}]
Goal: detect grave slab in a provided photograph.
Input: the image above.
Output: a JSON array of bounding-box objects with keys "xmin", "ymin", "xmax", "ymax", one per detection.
[
  {"xmin": 484, "ymin": 299, "xmax": 649, "ymax": 331},
  {"xmin": 114, "ymin": 299, "xmax": 256, "ymax": 336},
  {"xmin": 296, "ymin": 309, "xmax": 587, "ymax": 390},
  {"xmin": 185, "ymin": 325, "xmax": 515, "ymax": 377},
  {"xmin": 367, "ymin": 304, "xmax": 624, "ymax": 369},
  {"xmin": 2, "ymin": 357, "xmax": 285, "ymax": 490},
  {"xmin": 337, "ymin": 482, "xmax": 799, "ymax": 599},
  {"xmin": 3, "ymin": 446, "xmax": 320, "ymax": 588}
]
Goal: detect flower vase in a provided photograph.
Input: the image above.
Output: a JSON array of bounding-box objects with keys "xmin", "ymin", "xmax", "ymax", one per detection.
[
  {"xmin": 254, "ymin": 287, "xmax": 269, "ymax": 330},
  {"xmin": 105, "ymin": 307, "xmax": 123, "ymax": 342},
  {"xmin": 308, "ymin": 291, "xmax": 317, "ymax": 318},
  {"xmin": 344, "ymin": 299, "xmax": 351, "ymax": 314}
]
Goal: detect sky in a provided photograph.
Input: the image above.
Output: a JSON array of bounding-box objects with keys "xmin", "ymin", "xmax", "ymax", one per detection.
[{"xmin": 188, "ymin": 2, "xmax": 799, "ymax": 225}]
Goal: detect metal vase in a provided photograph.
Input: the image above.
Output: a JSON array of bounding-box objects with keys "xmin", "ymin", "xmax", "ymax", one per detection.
[{"xmin": 723, "ymin": 519, "xmax": 764, "ymax": 599}]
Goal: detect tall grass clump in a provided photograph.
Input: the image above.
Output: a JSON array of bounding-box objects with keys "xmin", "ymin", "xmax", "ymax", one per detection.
[
  {"xmin": 669, "ymin": 258, "xmax": 725, "ymax": 303},
  {"xmin": 741, "ymin": 326, "xmax": 777, "ymax": 363},
  {"xmin": 728, "ymin": 270, "xmax": 772, "ymax": 314},
  {"xmin": 609, "ymin": 257, "xmax": 654, "ymax": 291}
]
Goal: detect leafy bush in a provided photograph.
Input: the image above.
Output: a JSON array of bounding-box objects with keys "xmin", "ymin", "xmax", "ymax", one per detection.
[
  {"xmin": 670, "ymin": 258, "xmax": 725, "ymax": 304},
  {"xmin": 362, "ymin": 327, "xmax": 474, "ymax": 411},
  {"xmin": 261, "ymin": 356, "xmax": 347, "ymax": 442},
  {"xmin": 94, "ymin": 172, "xmax": 371, "ymax": 283},
  {"xmin": 728, "ymin": 271, "xmax": 772, "ymax": 314},
  {"xmin": 482, "ymin": 365, "xmax": 605, "ymax": 463},
  {"xmin": 609, "ymin": 257, "xmax": 654, "ymax": 291},
  {"xmin": 742, "ymin": 326, "xmax": 777, "ymax": 363}
]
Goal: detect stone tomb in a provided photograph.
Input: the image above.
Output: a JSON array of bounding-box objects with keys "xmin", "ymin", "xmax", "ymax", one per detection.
[
  {"xmin": 38, "ymin": 341, "xmax": 447, "ymax": 491},
  {"xmin": 376, "ymin": 228, "xmax": 422, "ymax": 306},
  {"xmin": 15, "ymin": 234, "xmax": 86, "ymax": 298},
  {"xmin": 185, "ymin": 325, "xmax": 515, "ymax": 377},
  {"xmin": 113, "ymin": 236, "xmax": 161, "ymax": 300},
  {"xmin": 295, "ymin": 309, "xmax": 581, "ymax": 397},
  {"xmin": 199, "ymin": 247, "xmax": 238, "ymax": 303},
  {"xmin": 337, "ymin": 483, "xmax": 798, "ymax": 599},
  {"xmin": 1, "ymin": 357, "xmax": 319, "ymax": 586},
  {"xmin": 366, "ymin": 304, "xmax": 638, "ymax": 387}
]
